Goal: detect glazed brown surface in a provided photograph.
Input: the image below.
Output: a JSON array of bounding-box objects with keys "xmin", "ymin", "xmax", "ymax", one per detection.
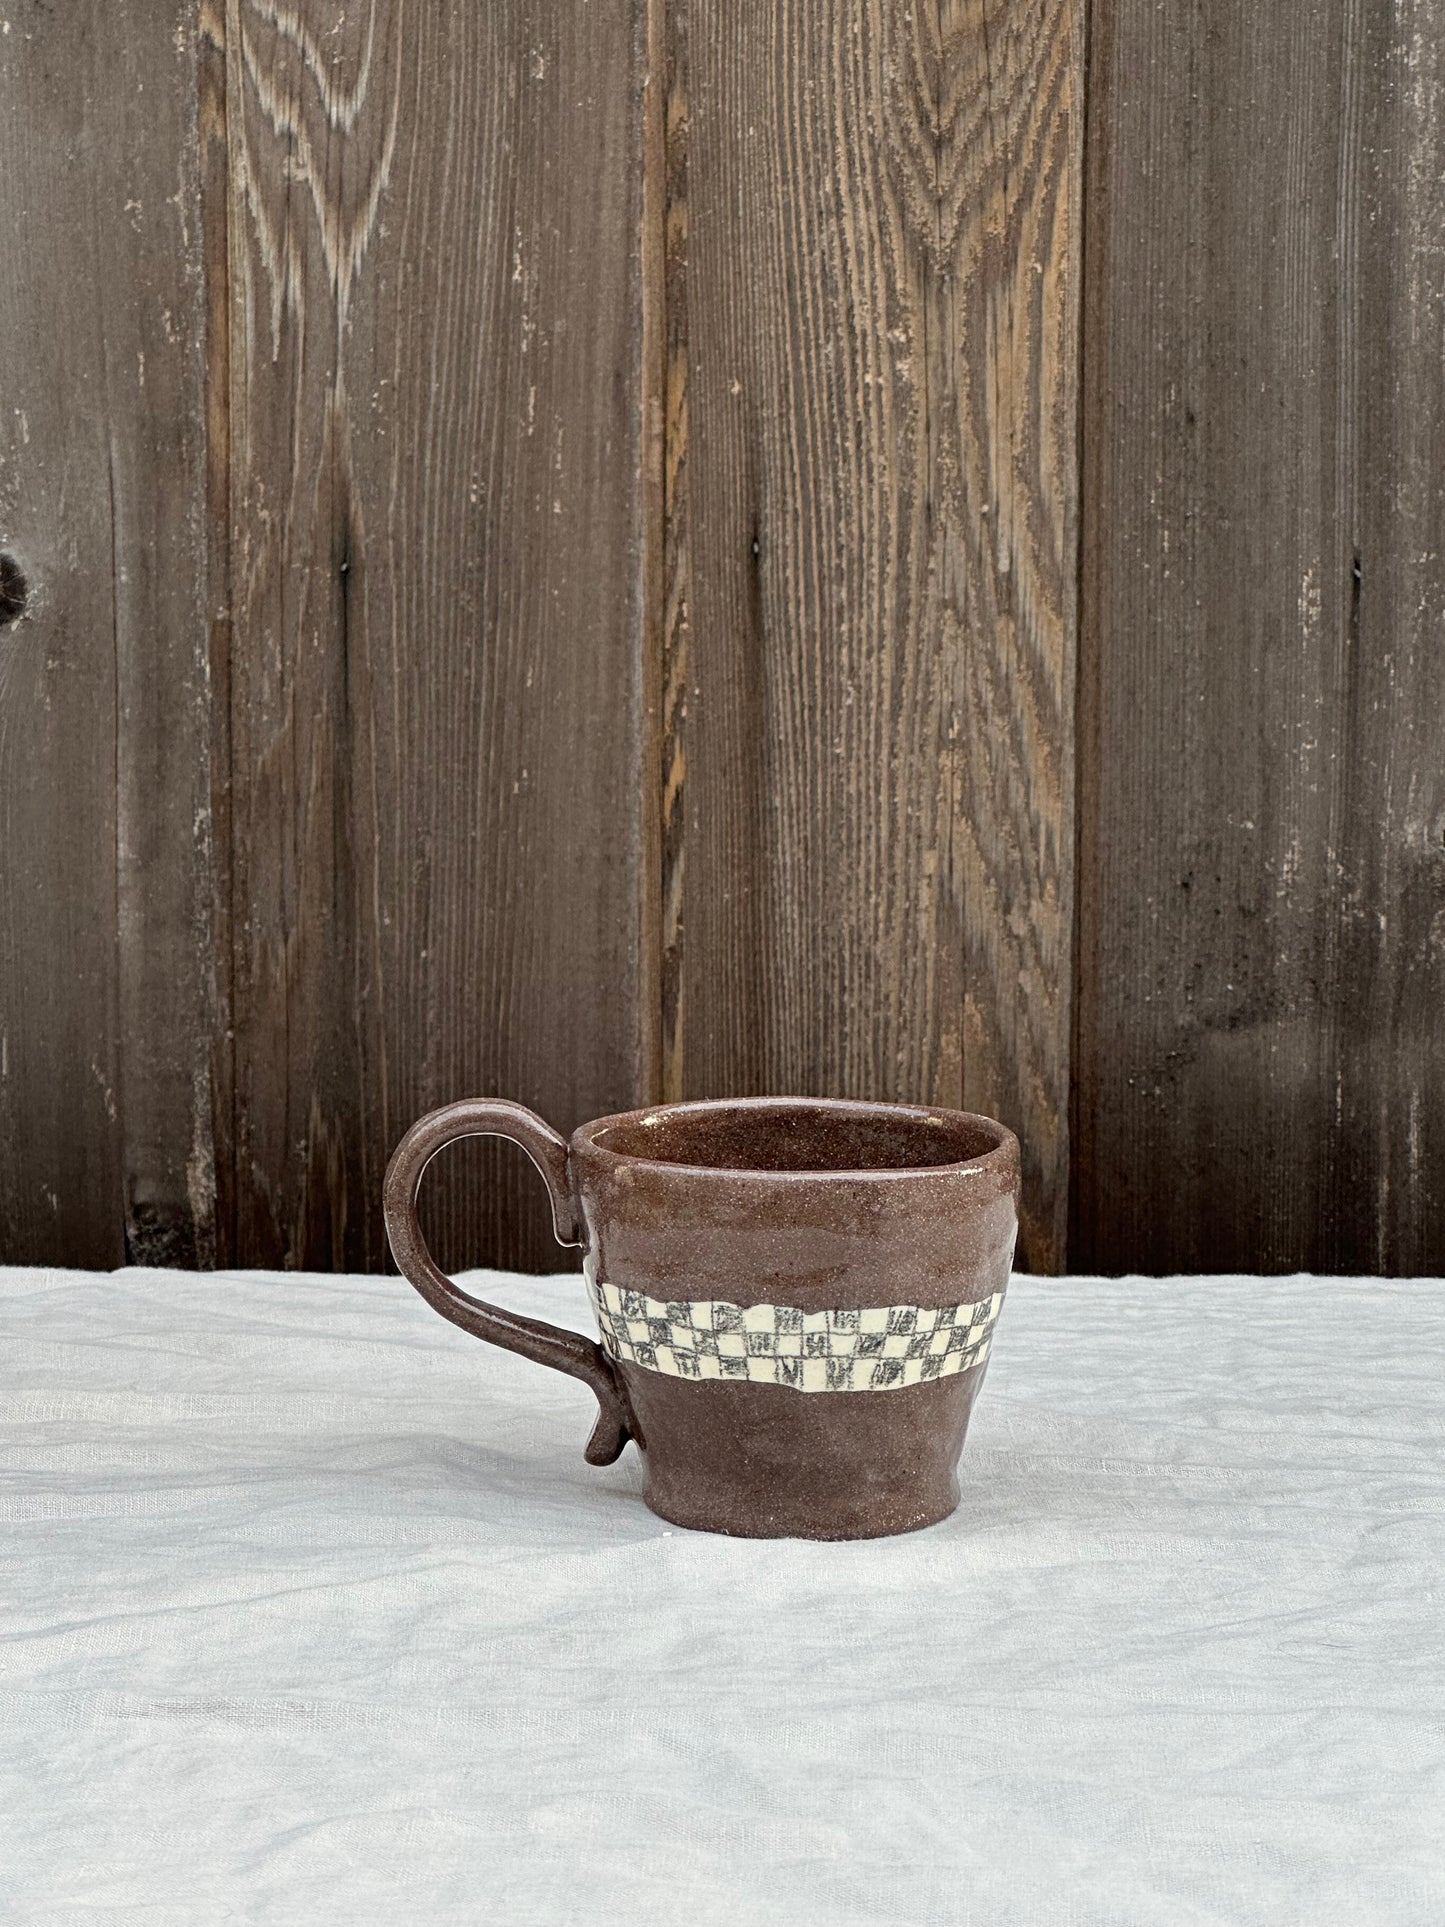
[
  {"xmin": 386, "ymin": 1095, "xmax": 1020, "ymax": 1540},
  {"xmin": 618, "ymin": 1368, "xmax": 984, "ymax": 1541},
  {"xmin": 573, "ymin": 1099, "xmax": 1017, "ymax": 1313}
]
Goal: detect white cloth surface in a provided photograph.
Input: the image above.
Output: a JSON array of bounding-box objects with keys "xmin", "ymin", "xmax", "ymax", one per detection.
[{"xmin": 2, "ymin": 1265, "xmax": 1442, "ymax": 1927}]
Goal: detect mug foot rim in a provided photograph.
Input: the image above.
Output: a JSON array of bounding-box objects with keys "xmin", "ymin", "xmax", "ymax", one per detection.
[{"xmin": 641, "ymin": 1489, "xmax": 960, "ymax": 1542}]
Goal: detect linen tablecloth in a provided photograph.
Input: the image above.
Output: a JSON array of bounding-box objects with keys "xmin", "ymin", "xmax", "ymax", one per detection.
[{"xmin": 3, "ymin": 1265, "xmax": 1442, "ymax": 1925}]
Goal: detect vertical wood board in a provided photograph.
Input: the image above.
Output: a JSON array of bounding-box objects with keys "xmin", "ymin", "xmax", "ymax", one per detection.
[
  {"xmin": 222, "ymin": 0, "xmax": 654, "ymax": 1273},
  {"xmin": 1077, "ymin": 0, "xmax": 1445, "ymax": 1272},
  {"xmin": 667, "ymin": 0, "xmax": 1082, "ymax": 1268},
  {"xmin": 0, "ymin": 3, "xmax": 216, "ymax": 1268}
]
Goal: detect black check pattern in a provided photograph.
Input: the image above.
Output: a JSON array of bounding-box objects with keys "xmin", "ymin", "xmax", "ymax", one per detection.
[{"xmin": 585, "ymin": 1279, "xmax": 1005, "ymax": 1391}]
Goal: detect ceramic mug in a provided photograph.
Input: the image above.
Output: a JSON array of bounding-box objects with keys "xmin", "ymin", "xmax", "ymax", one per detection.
[{"xmin": 383, "ymin": 1096, "xmax": 1019, "ymax": 1540}]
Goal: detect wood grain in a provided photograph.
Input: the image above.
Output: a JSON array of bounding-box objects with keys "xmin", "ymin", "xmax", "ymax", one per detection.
[
  {"xmin": 0, "ymin": 2, "xmax": 216, "ymax": 1267},
  {"xmin": 221, "ymin": 0, "xmax": 654, "ymax": 1272},
  {"xmin": 14, "ymin": 0, "xmax": 1443, "ymax": 1280},
  {"xmin": 666, "ymin": 0, "xmax": 1082, "ymax": 1268},
  {"xmin": 1076, "ymin": 0, "xmax": 1445, "ymax": 1272}
]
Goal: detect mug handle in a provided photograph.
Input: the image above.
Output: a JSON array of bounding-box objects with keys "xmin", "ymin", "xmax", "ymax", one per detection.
[{"xmin": 382, "ymin": 1098, "xmax": 632, "ymax": 1466}]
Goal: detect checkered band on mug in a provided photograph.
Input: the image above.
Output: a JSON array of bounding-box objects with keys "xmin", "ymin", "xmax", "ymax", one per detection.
[{"xmin": 585, "ymin": 1279, "xmax": 1005, "ymax": 1392}]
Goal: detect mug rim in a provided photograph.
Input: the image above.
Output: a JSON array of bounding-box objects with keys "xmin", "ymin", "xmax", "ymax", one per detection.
[{"xmin": 572, "ymin": 1095, "xmax": 1019, "ymax": 1184}]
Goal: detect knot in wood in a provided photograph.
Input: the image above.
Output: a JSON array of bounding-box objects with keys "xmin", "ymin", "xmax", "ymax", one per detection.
[{"xmin": 0, "ymin": 553, "xmax": 28, "ymax": 627}]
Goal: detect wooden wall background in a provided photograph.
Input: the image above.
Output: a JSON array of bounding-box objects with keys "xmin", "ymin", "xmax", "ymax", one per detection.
[{"xmin": 0, "ymin": 0, "xmax": 1440, "ymax": 1276}]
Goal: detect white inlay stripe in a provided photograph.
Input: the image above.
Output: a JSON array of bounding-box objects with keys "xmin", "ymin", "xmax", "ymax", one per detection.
[{"xmin": 586, "ymin": 1280, "xmax": 1005, "ymax": 1391}]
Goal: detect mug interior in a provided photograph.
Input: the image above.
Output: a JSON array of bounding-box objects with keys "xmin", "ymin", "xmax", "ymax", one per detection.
[{"xmin": 584, "ymin": 1100, "xmax": 1007, "ymax": 1175}]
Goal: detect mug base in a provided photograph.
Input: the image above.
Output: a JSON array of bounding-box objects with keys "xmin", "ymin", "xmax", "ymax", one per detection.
[
  {"xmin": 641, "ymin": 1484, "xmax": 960, "ymax": 1541},
  {"xmin": 619, "ymin": 1364, "xmax": 981, "ymax": 1542}
]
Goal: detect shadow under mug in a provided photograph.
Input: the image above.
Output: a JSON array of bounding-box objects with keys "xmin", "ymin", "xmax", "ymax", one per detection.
[{"xmin": 383, "ymin": 1096, "xmax": 1020, "ymax": 1540}]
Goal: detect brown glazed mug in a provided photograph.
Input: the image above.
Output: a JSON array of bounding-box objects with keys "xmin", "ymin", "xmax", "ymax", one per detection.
[{"xmin": 383, "ymin": 1097, "xmax": 1020, "ymax": 1540}]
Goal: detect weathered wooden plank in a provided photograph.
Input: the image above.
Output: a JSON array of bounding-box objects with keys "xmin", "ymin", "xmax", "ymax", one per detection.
[
  {"xmin": 222, "ymin": 0, "xmax": 654, "ymax": 1272},
  {"xmin": 0, "ymin": 3, "xmax": 216, "ymax": 1267},
  {"xmin": 666, "ymin": 0, "xmax": 1082, "ymax": 1269},
  {"xmin": 1076, "ymin": 0, "xmax": 1445, "ymax": 1273}
]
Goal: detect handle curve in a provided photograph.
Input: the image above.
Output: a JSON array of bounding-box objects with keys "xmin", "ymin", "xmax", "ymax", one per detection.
[{"xmin": 382, "ymin": 1099, "xmax": 632, "ymax": 1466}]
